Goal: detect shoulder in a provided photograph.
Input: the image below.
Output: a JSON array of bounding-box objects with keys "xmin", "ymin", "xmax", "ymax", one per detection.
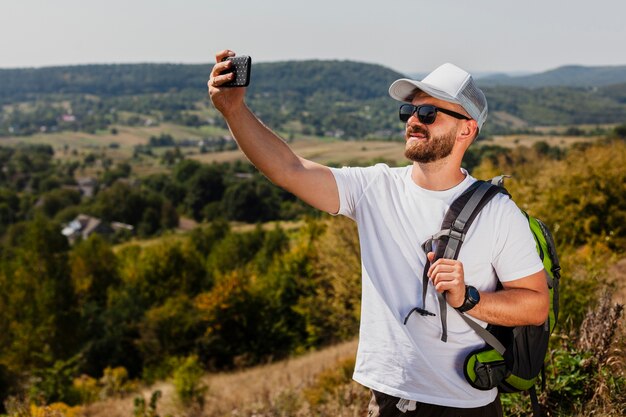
[
  {"xmin": 331, "ymin": 163, "xmax": 409, "ymax": 185},
  {"xmin": 474, "ymin": 187, "xmax": 529, "ymax": 238},
  {"xmin": 480, "ymin": 186, "xmax": 520, "ymax": 216}
]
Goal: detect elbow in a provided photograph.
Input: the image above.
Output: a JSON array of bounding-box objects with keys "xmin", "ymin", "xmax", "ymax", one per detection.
[
  {"xmin": 531, "ymin": 293, "xmax": 550, "ymax": 326},
  {"xmin": 531, "ymin": 310, "xmax": 549, "ymax": 327}
]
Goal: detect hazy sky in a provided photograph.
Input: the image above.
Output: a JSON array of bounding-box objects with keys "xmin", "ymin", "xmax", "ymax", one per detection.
[{"xmin": 1, "ymin": 0, "xmax": 625, "ymax": 75}]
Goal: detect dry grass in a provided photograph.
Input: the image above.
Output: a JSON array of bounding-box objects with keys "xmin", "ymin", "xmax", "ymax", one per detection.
[
  {"xmin": 189, "ymin": 138, "xmax": 404, "ymax": 166},
  {"xmin": 607, "ymin": 258, "xmax": 626, "ymax": 305},
  {"xmin": 83, "ymin": 340, "xmax": 359, "ymax": 417}
]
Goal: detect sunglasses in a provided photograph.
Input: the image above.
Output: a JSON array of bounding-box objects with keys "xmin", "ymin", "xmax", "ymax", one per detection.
[{"xmin": 399, "ymin": 104, "xmax": 470, "ymax": 124}]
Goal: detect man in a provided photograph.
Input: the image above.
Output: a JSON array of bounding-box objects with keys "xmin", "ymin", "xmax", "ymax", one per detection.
[{"xmin": 208, "ymin": 50, "xmax": 549, "ymax": 416}]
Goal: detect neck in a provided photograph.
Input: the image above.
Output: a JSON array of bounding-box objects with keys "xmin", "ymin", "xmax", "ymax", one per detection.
[{"xmin": 410, "ymin": 157, "xmax": 466, "ymax": 191}]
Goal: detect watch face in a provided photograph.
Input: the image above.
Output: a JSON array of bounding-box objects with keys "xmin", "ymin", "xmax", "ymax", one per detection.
[{"xmin": 467, "ymin": 286, "xmax": 480, "ymax": 304}]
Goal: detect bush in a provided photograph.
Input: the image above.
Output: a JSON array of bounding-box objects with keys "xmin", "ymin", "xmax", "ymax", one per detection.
[
  {"xmin": 98, "ymin": 366, "xmax": 136, "ymax": 398},
  {"xmin": 172, "ymin": 355, "xmax": 207, "ymax": 414}
]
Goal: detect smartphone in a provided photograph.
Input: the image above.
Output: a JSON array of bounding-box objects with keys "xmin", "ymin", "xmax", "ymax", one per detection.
[{"xmin": 221, "ymin": 55, "xmax": 252, "ymax": 87}]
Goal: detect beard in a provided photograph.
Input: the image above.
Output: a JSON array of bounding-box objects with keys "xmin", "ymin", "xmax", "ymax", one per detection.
[{"xmin": 404, "ymin": 126, "xmax": 456, "ymax": 164}]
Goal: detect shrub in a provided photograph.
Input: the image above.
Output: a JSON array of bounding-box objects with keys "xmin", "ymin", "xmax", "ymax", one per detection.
[
  {"xmin": 171, "ymin": 355, "xmax": 207, "ymax": 412},
  {"xmin": 99, "ymin": 366, "xmax": 136, "ymax": 398}
]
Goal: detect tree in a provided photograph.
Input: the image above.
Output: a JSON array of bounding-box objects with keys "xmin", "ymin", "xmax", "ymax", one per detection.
[
  {"xmin": 0, "ymin": 216, "xmax": 77, "ymax": 374},
  {"xmin": 39, "ymin": 188, "xmax": 82, "ymax": 218},
  {"xmin": 69, "ymin": 235, "xmax": 121, "ymax": 375},
  {"xmin": 137, "ymin": 295, "xmax": 203, "ymax": 364},
  {"xmin": 183, "ymin": 164, "xmax": 225, "ymax": 220},
  {"xmin": 220, "ymin": 177, "xmax": 280, "ymax": 222},
  {"xmin": 613, "ymin": 123, "xmax": 626, "ymax": 139}
]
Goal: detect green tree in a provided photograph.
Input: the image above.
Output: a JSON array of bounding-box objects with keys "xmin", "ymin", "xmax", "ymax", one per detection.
[
  {"xmin": 68, "ymin": 235, "xmax": 121, "ymax": 375},
  {"xmin": 183, "ymin": 164, "xmax": 225, "ymax": 220},
  {"xmin": 194, "ymin": 270, "xmax": 264, "ymax": 368},
  {"xmin": 137, "ymin": 295, "xmax": 203, "ymax": 366},
  {"xmin": 38, "ymin": 188, "xmax": 82, "ymax": 218},
  {"xmin": 0, "ymin": 216, "xmax": 77, "ymax": 376},
  {"xmin": 220, "ymin": 178, "xmax": 281, "ymax": 222}
]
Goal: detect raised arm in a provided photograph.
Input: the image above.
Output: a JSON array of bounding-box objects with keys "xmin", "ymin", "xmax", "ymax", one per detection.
[{"xmin": 208, "ymin": 50, "xmax": 339, "ymax": 214}]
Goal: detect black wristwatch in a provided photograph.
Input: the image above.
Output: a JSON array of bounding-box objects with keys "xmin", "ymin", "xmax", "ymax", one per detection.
[{"xmin": 456, "ymin": 285, "xmax": 480, "ymax": 313}]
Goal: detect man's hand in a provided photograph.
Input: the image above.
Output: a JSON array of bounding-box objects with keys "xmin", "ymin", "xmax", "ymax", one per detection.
[
  {"xmin": 427, "ymin": 252, "xmax": 466, "ymax": 308},
  {"xmin": 208, "ymin": 49, "xmax": 246, "ymax": 117}
]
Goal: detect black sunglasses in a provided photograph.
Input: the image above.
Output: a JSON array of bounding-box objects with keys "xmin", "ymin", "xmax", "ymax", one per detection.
[{"xmin": 399, "ymin": 104, "xmax": 470, "ymax": 124}]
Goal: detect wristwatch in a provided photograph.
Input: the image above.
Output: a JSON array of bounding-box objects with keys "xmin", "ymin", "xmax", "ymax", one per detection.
[{"xmin": 456, "ymin": 285, "xmax": 480, "ymax": 313}]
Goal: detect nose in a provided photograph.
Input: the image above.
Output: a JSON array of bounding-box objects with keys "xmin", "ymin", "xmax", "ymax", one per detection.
[{"xmin": 407, "ymin": 112, "xmax": 426, "ymax": 128}]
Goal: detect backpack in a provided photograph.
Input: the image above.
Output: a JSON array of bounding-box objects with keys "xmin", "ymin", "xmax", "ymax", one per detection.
[{"xmin": 404, "ymin": 176, "xmax": 561, "ymax": 416}]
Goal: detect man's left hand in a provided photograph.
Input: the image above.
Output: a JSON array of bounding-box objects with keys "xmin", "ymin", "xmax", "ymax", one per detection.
[{"xmin": 427, "ymin": 252, "xmax": 465, "ymax": 308}]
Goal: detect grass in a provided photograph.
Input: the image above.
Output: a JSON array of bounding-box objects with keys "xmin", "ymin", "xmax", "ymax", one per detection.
[
  {"xmin": 189, "ymin": 137, "xmax": 405, "ymax": 166},
  {"xmin": 82, "ymin": 339, "xmax": 361, "ymax": 417}
]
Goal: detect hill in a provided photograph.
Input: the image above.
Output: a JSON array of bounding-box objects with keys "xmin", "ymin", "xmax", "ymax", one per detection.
[
  {"xmin": 478, "ymin": 64, "xmax": 626, "ymax": 88},
  {"xmin": 1, "ymin": 61, "xmax": 626, "ymax": 139},
  {"xmin": 0, "ymin": 60, "xmax": 403, "ymax": 101},
  {"xmin": 0, "ymin": 64, "xmax": 208, "ymax": 99}
]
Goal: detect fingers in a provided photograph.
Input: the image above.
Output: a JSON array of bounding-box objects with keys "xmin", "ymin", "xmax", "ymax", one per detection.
[
  {"xmin": 208, "ymin": 55, "xmax": 235, "ymax": 89},
  {"xmin": 215, "ymin": 49, "xmax": 235, "ymax": 63},
  {"xmin": 208, "ymin": 70, "xmax": 234, "ymax": 88},
  {"xmin": 428, "ymin": 258, "xmax": 464, "ymax": 292},
  {"xmin": 428, "ymin": 258, "xmax": 462, "ymax": 279}
]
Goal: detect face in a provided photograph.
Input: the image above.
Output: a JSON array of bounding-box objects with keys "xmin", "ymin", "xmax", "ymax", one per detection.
[{"xmin": 403, "ymin": 94, "xmax": 470, "ymax": 164}]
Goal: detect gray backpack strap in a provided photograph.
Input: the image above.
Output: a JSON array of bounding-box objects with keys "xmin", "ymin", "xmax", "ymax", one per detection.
[
  {"xmin": 442, "ymin": 182, "xmax": 495, "ymax": 260},
  {"xmin": 457, "ymin": 311, "xmax": 507, "ymax": 355},
  {"xmin": 404, "ymin": 180, "xmax": 507, "ymax": 342}
]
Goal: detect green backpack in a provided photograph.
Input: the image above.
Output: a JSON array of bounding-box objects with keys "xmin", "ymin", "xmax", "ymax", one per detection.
[{"xmin": 404, "ymin": 176, "xmax": 561, "ymax": 416}]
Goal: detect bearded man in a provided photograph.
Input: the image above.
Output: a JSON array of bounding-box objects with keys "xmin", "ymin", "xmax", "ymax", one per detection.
[{"xmin": 208, "ymin": 51, "xmax": 549, "ymax": 417}]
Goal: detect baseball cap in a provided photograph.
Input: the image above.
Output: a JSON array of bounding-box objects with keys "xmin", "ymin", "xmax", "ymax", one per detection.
[{"xmin": 389, "ymin": 63, "xmax": 488, "ymax": 131}]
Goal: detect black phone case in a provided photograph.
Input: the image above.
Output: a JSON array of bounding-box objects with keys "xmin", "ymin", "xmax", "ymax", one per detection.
[{"xmin": 222, "ymin": 56, "xmax": 252, "ymax": 87}]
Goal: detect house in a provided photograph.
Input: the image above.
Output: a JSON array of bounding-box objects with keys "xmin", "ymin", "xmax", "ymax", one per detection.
[{"xmin": 62, "ymin": 214, "xmax": 133, "ymax": 244}]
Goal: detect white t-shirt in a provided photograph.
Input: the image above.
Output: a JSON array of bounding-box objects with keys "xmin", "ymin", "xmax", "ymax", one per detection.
[{"xmin": 330, "ymin": 163, "xmax": 544, "ymax": 408}]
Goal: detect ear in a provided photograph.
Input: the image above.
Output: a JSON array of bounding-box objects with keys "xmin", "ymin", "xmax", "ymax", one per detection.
[{"xmin": 458, "ymin": 120, "xmax": 478, "ymax": 144}]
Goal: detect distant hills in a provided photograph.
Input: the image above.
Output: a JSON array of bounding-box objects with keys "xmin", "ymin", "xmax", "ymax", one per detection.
[
  {"xmin": 1, "ymin": 61, "xmax": 625, "ymax": 138},
  {"xmin": 477, "ymin": 65, "xmax": 626, "ymax": 88},
  {"xmin": 3, "ymin": 61, "xmax": 625, "ymax": 98}
]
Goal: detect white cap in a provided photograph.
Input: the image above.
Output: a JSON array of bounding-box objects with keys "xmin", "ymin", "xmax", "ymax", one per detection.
[{"xmin": 389, "ymin": 63, "xmax": 488, "ymax": 131}]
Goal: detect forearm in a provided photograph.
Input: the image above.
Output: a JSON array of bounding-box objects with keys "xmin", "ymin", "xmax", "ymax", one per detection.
[
  {"xmin": 222, "ymin": 103, "xmax": 302, "ymax": 187},
  {"xmin": 467, "ymin": 285, "xmax": 549, "ymax": 327},
  {"xmin": 221, "ymin": 103, "xmax": 339, "ymax": 213}
]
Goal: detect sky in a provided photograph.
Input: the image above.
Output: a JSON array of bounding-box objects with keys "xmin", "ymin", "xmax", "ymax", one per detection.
[{"xmin": 1, "ymin": 0, "xmax": 625, "ymax": 76}]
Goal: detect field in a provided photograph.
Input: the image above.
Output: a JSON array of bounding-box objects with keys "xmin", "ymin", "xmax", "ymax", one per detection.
[{"xmin": 0, "ymin": 123, "xmax": 605, "ymax": 170}]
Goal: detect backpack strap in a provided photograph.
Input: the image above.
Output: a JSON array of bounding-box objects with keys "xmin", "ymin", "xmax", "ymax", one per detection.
[
  {"xmin": 457, "ymin": 312, "xmax": 506, "ymax": 355},
  {"xmin": 404, "ymin": 180, "xmax": 507, "ymax": 342},
  {"xmin": 529, "ymin": 385, "xmax": 542, "ymax": 416}
]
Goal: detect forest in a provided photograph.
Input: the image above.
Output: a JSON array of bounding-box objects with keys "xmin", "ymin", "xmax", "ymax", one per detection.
[{"xmin": 0, "ymin": 137, "xmax": 625, "ymax": 416}]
